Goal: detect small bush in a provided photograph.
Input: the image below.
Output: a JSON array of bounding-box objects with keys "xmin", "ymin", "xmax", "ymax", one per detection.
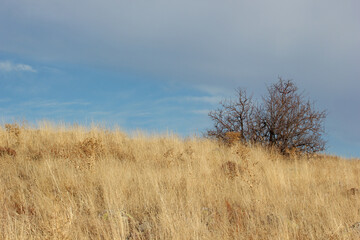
[{"xmin": 0, "ymin": 146, "xmax": 17, "ymax": 157}]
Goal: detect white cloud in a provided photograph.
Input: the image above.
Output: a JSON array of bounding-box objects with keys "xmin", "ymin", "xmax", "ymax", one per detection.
[{"xmin": 0, "ymin": 61, "xmax": 36, "ymax": 72}]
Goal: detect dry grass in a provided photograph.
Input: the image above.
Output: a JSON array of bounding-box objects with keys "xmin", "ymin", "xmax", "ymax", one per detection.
[{"xmin": 0, "ymin": 122, "xmax": 359, "ymax": 239}]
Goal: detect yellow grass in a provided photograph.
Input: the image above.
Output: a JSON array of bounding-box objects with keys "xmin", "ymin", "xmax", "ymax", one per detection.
[{"xmin": 0, "ymin": 122, "xmax": 359, "ymax": 239}]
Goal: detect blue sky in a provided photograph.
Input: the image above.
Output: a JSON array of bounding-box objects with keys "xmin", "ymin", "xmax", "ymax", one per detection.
[{"xmin": 0, "ymin": 0, "xmax": 359, "ymax": 157}]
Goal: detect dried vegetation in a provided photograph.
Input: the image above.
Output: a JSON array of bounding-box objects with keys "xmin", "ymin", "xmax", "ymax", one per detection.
[{"xmin": 0, "ymin": 123, "xmax": 359, "ymax": 239}]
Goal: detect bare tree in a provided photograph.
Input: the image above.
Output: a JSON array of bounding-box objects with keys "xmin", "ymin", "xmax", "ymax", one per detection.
[
  {"xmin": 207, "ymin": 88, "xmax": 255, "ymax": 143},
  {"xmin": 261, "ymin": 79, "xmax": 326, "ymax": 153},
  {"xmin": 207, "ymin": 78, "xmax": 327, "ymax": 154}
]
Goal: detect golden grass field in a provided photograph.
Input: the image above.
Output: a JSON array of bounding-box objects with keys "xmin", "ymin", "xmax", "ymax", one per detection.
[{"xmin": 0, "ymin": 122, "xmax": 359, "ymax": 239}]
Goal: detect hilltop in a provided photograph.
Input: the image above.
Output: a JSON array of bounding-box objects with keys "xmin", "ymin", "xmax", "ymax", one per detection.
[{"xmin": 0, "ymin": 123, "xmax": 359, "ymax": 239}]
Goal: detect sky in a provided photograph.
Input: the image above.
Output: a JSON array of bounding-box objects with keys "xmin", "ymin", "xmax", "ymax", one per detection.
[{"xmin": 0, "ymin": 0, "xmax": 359, "ymax": 157}]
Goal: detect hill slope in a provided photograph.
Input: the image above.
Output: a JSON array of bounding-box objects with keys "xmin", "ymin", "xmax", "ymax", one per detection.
[{"xmin": 0, "ymin": 123, "xmax": 359, "ymax": 239}]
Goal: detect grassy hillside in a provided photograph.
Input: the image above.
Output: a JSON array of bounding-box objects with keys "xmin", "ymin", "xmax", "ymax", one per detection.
[{"xmin": 0, "ymin": 123, "xmax": 359, "ymax": 239}]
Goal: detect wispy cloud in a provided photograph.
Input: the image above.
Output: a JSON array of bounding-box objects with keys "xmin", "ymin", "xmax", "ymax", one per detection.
[
  {"xmin": 183, "ymin": 96, "xmax": 222, "ymax": 104},
  {"xmin": 157, "ymin": 96, "xmax": 222, "ymax": 105},
  {"xmin": 0, "ymin": 61, "xmax": 36, "ymax": 72},
  {"xmin": 21, "ymin": 100, "xmax": 89, "ymax": 108}
]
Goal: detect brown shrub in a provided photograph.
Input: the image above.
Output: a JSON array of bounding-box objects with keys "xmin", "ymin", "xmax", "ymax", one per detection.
[
  {"xmin": 4, "ymin": 123, "xmax": 22, "ymax": 146},
  {"xmin": 221, "ymin": 161, "xmax": 240, "ymax": 179},
  {"xmin": 77, "ymin": 137, "xmax": 104, "ymax": 158},
  {"xmin": 283, "ymin": 147, "xmax": 298, "ymax": 158},
  {"xmin": 5, "ymin": 123, "xmax": 21, "ymax": 137},
  {"xmin": 234, "ymin": 144, "xmax": 250, "ymax": 160},
  {"xmin": 50, "ymin": 146, "xmax": 68, "ymax": 159},
  {"xmin": 26, "ymin": 147, "xmax": 43, "ymax": 161},
  {"xmin": 225, "ymin": 132, "xmax": 241, "ymax": 146},
  {"xmin": 347, "ymin": 187, "xmax": 359, "ymax": 196},
  {"xmin": 13, "ymin": 202, "xmax": 35, "ymax": 216},
  {"xmin": 225, "ymin": 200, "xmax": 245, "ymax": 236},
  {"xmin": 0, "ymin": 146, "xmax": 17, "ymax": 157}
]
